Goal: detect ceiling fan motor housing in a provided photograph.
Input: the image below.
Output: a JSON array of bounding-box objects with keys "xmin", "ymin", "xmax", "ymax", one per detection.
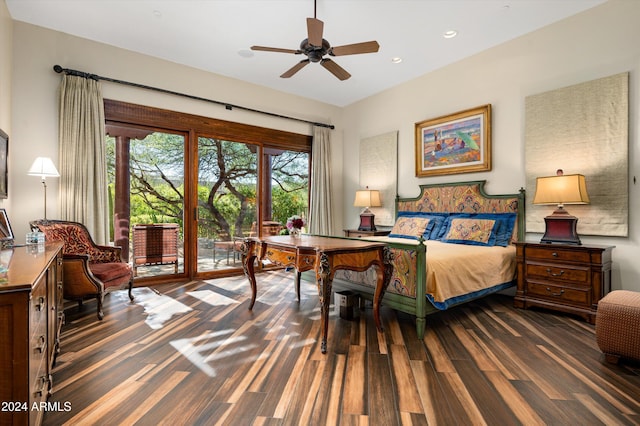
[
  {"xmin": 250, "ymin": 10, "xmax": 378, "ymax": 80},
  {"xmin": 300, "ymin": 38, "xmax": 330, "ymax": 62}
]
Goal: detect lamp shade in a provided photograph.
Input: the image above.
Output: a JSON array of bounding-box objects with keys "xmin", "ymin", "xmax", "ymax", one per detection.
[
  {"xmin": 533, "ymin": 172, "xmax": 589, "ymax": 205},
  {"xmin": 353, "ymin": 189, "xmax": 382, "ymax": 208},
  {"xmin": 28, "ymin": 157, "xmax": 60, "ymax": 178}
]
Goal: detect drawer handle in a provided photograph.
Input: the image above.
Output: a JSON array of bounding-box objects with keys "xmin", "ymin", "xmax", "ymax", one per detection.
[
  {"xmin": 34, "ymin": 375, "xmax": 49, "ymax": 397},
  {"xmin": 35, "ymin": 296, "xmax": 45, "ymax": 311},
  {"xmin": 546, "ymin": 287, "xmax": 565, "ymax": 297},
  {"xmin": 552, "ymin": 252, "xmax": 558, "ymax": 257},
  {"xmin": 546, "ymin": 268, "xmax": 564, "ymax": 277},
  {"xmin": 35, "ymin": 335, "xmax": 46, "ymax": 353}
]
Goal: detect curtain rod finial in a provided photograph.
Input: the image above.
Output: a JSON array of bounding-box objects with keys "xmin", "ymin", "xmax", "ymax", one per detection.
[{"xmin": 53, "ymin": 65, "xmax": 63, "ymax": 73}]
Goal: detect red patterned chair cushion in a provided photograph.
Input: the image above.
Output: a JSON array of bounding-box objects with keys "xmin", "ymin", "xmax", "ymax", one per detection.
[{"xmin": 90, "ymin": 263, "xmax": 132, "ymax": 289}]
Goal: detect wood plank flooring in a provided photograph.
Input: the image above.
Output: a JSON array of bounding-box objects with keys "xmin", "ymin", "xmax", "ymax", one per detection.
[{"xmin": 44, "ymin": 270, "xmax": 640, "ymax": 425}]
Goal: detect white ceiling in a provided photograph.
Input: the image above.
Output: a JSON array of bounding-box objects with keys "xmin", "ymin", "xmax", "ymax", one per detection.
[{"xmin": 6, "ymin": 0, "xmax": 606, "ymax": 107}]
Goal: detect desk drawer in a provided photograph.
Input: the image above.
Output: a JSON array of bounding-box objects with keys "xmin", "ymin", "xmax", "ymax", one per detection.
[{"xmin": 264, "ymin": 249, "xmax": 297, "ymax": 266}]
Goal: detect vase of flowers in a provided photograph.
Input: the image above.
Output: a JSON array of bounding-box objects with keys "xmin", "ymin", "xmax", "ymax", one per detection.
[{"xmin": 286, "ymin": 215, "xmax": 306, "ymax": 238}]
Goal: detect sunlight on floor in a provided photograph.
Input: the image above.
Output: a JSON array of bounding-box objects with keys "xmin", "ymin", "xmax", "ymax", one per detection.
[
  {"xmin": 116, "ymin": 287, "xmax": 192, "ymax": 329},
  {"xmin": 170, "ymin": 330, "xmax": 255, "ymax": 377},
  {"xmin": 187, "ymin": 289, "xmax": 240, "ymax": 306}
]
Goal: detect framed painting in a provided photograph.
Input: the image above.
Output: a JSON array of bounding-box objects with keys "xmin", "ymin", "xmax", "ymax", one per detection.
[
  {"xmin": 0, "ymin": 128, "xmax": 6, "ymax": 199},
  {"xmin": 415, "ymin": 104, "xmax": 491, "ymax": 177}
]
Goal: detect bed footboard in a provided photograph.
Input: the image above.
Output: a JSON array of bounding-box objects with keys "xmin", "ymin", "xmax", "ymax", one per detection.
[{"xmin": 333, "ymin": 240, "xmax": 431, "ymax": 338}]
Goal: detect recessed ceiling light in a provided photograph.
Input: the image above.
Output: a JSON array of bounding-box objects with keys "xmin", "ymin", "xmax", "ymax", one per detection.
[
  {"xmin": 443, "ymin": 30, "xmax": 458, "ymax": 39},
  {"xmin": 153, "ymin": 10, "xmax": 162, "ymax": 18},
  {"xmin": 238, "ymin": 49, "xmax": 254, "ymax": 58},
  {"xmin": 391, "ymin": 57, "xmax": 403, "ymax": 64}
]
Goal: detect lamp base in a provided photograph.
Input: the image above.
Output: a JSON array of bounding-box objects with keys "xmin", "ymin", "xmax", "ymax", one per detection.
[
  {"xmin": 540, "ymin": 209, "xmax": 582, "ymax": 245},
  {"xmin": 358, "ymin": 213, "xmax": 376, "ymax": 231}
]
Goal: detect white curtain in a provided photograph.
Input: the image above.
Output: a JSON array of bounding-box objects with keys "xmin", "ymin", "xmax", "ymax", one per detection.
[
  {"xmin": 58, "ymin": 75, "xmax": 109, "ymax": 244},
  {"xmin": 308, "ymin": 126, "xmax": 333, "ymax": 235}
]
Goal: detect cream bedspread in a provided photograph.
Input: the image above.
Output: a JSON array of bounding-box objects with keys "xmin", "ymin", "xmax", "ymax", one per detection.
[
  {"xmin": 420, "ymin": 240, "xmax": 515, "ymax": 306},
  {"xmin": 341, "ymin": 237, "xmax": 516, "ymax": 308}
]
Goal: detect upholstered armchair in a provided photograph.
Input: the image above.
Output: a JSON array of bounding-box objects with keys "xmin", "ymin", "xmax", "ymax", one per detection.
[{"xmin": 30, "ymin": 220, "xmax": 134, "ymax": 320}]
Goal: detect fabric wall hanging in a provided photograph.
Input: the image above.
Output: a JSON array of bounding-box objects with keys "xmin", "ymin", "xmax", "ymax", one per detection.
[
  {"xmin": 525, "ymin": 72, "xmax": 629, "ymax": 237},
  {"xmin": 359, "ymin": 131, "xmax": 398, "ymax": 227}
]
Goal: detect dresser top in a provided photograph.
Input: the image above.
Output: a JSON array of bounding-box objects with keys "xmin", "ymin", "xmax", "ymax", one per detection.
[
  {"xmin": 515, "ymin": 241, "xmax": 615, "ymax": 251},
  {"xmin": 0, "ymin": 242, "xmax": 63, "ymax": 292}
]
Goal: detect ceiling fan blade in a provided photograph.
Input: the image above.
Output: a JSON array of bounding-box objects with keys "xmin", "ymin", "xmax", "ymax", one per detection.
[
  {"xmin": 307, "ymin": 17, "xmax": 324, "ymax": 47},
  {"xmin": 330, "ymin": 41, "xmax": 380, "ymax": 56},
  {"xmin": 320, "ymin": 58, "xmax": 351, "ymax": 81},
  {"xmin": 280, "ymin": 59, "xmax": 310, "ymax": 78},
  {"xmin": 251, "ymin": 45, "xmax": 300, "ymax": 54}
]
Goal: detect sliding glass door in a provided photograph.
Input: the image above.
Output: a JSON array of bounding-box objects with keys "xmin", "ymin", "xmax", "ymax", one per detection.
[
  {"xmin": 194, "ymin": 141, "xmax": 311, "ymax": 273},
  {"xmin": 107, "ymin": 130, "xmax": 186, "ymax": 279},
  {"xmin": 104, "ymin": 99, "xmax": 312, "ymax": 283},
  {"xmin": 196, "ymin": 137, "xmax": 258, "ymax": 272}
]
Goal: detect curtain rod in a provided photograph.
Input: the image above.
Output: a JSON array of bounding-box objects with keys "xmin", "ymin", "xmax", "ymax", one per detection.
[{"xmin": 53, "ymin": 65, "xmax": 335, "ymax": 130}]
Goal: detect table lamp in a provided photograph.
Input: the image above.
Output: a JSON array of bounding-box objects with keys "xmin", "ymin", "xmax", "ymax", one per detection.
[
  {"xmin": 28, "ymin": 157, "xmax": 60, "ymax": 221},
  {"xmin": 533, "ymin": 169, "xmax": 590, "ymax": 245},
  {"xmin": 354, "ymin": 188, "xmax": 382, "ymax": 231}
]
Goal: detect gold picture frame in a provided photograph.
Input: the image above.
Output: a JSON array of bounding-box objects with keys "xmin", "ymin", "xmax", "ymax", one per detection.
[{"xmin": 415, "ymin": 104, "xmax": 491, "ymax": 177}]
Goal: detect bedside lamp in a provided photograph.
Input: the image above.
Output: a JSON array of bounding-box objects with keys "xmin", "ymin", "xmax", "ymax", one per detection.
[
  {"xmin": 533, "ymin": 169, "xmax": 590, "ymax": 245},
  {"xmin": 28, "ymin": 157, "xmax": 60, "ymax": 221},
  {"xmin": 354, "ymin": 188, "xmax": 382, "ymax": 231}
]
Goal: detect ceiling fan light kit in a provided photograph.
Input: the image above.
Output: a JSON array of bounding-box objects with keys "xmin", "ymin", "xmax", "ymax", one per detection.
[{"xmin": 251, "ymin": 0, "xmax": 379, "ymax": 80}]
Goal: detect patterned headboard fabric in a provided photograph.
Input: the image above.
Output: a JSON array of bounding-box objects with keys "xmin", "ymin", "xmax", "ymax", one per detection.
[{"xmin": 395, "ymin": 180, "xmax": 525, "ymax": 241}]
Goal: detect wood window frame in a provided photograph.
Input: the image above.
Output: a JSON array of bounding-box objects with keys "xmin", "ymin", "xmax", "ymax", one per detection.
[{"xmin": 104, "ymin": 99, "xmax": 312, "ymax": 279}]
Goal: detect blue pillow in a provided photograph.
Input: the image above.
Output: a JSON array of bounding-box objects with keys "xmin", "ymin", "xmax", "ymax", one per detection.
[{"xmin": 425, "ymin": 213, "xmax": 450, "ymax": 240}]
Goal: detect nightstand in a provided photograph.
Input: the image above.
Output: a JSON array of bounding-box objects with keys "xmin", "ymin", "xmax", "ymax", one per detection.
[
  {"xmin": 514, "ymin": 241, "xmax": 614, "ymax": 324},
  {"xmin": 343, "ymin": 229, "xmax": 391, "ymax": 238}
]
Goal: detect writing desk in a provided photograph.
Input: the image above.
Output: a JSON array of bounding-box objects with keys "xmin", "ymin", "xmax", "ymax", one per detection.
[{"xmin": 240, "ymin": 235, "xmax": 392, "ymax": 353}]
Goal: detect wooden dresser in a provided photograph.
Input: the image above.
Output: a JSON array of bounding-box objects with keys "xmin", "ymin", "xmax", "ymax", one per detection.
[
  {"xmin": 0, "ymin": 242, "xmax": 64, "ymax": 426},
  {"xmin": 514, "ymin": 241, "xmax": 614, "ymax": 324}
]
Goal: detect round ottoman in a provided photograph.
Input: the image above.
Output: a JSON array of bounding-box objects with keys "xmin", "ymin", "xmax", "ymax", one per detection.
[{"xmin": 595, "ymin": 290, "xmax": 640, "ymax": 364}]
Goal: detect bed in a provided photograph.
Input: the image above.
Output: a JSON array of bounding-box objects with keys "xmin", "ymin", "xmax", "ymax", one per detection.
[{"xmin": 332, "ymin": 180, "xmax": 525, "ymax": 339}]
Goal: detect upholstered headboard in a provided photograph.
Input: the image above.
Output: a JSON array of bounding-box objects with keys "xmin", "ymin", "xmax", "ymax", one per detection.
[{"xmin": 395, "ymin": 180, "xmax": 525, "ymax": 241}]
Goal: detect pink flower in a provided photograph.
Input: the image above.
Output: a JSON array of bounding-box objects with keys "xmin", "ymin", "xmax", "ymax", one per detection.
[{"xmin": 286, "ymin": 215, "xmax": 306, "ymax": 230}]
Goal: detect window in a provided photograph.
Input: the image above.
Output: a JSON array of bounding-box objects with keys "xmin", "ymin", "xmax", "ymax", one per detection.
[{"xmin": 105, "ymin": 99, "xmax": 311, "ymax": 280}]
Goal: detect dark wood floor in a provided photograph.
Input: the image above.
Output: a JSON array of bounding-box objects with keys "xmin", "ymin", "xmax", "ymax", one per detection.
[{"xmin": 44, "ymin": 270, "xmax": 640, "ymax": 425}]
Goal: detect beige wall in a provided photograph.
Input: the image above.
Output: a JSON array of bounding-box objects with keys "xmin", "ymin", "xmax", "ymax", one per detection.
[
  {"xmin": 0, "ymin": 0, "xmax": 11, "ymax": 213},
  {"xmin": 342, "ymin": 0, "xmax": 640, "ymax": 292},
  {"xmin": 9, "ymin": 20, "xmax": 344, "ymax": 243},
  {"xmin": 6, "ymin": 0, "xmax": 640, "ymax": 291}
]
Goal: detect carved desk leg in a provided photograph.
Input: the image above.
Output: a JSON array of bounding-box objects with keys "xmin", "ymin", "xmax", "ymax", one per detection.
[
  {"xmin": 373, "ymin": 246, "xmax": 394, "ymax": 333},
  {"xmin": 316, "ymin": 252, "xmax": 333, "ymax": 354},
  {"xmin": 294, "ymin": 271, "xmax": 302, "ymax": 302},
  {"xmin": 240, "ymin": 239, "xmax": 258, "ymax": 310}
]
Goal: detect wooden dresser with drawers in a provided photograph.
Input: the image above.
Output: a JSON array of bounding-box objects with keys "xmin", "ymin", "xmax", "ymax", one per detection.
[
  {"xmin": 0, "ymin": 242, "xmax": 64, "ymax": 426},
  {"xmin": 514, "ymin": 241, "xmax": 614, "ymax": 324}
]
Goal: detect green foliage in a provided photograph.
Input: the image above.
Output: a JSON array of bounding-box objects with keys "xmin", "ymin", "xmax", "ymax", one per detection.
[{"xmin": 107, "ymin": 132, "xmax": 309, "ymax": 240}]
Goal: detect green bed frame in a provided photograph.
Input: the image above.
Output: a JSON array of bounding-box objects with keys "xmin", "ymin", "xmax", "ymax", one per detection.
[{"xmin": 331, "ymin": 180, "xmax": 525, "ymax": 339}]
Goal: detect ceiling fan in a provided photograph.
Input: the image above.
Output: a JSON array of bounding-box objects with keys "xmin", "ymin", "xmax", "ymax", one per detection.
[{"xmin": 250, "ymin": 0, "xmax": 380, "ymax": 81}]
